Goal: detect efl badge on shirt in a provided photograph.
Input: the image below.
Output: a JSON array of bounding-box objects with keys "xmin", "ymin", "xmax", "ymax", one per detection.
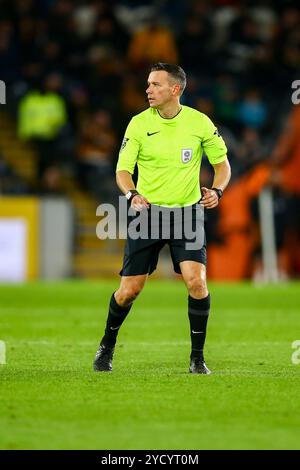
[
  {"xmin": 181, "ymin": 148, "xmax": 192, "ymax": 163},
  {"xmin": 120, "ymin": 137, "xmax": 129, "ymax": 152}
]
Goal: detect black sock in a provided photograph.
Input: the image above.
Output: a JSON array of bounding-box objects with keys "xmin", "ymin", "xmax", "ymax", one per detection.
[
  {"xmin": 100, "ymin": 293, "xmax": 132, "ymax": 348},
  {"xmin": 188, "ymin": 294, "xmax": 210, "ymax": 360}
]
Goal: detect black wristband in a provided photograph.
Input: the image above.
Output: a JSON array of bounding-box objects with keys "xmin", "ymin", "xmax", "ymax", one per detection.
[
  {"xmin": 211, "ymin": 187, "xmax": 223, "ymax": 199},
  {"xmin": 125, "ymin": 189, "xmax": 139, "ymax": 202},
  {"xmin": 130, "ymin": 190, "xmax": 139, "ymax": 202}
]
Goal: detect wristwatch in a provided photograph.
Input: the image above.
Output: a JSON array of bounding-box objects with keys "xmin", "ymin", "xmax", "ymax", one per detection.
[
  {"xmin": 125, "ymin": 189, "xmax": 139, "ymax": 202},
  {"xmin": 211, "ymin": 187, "xmax": 223, "ymax": 199}
]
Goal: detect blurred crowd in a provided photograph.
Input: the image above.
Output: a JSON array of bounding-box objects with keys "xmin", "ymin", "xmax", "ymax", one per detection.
[{"xmin": 0, "ymin": 0, "xmax": 300, "ymax": 278}]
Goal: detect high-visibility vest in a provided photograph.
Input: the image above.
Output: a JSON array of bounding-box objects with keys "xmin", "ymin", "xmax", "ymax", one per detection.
[{"xmin": 18, "ymin": 91, "xmax": 67, "ymax": 140}]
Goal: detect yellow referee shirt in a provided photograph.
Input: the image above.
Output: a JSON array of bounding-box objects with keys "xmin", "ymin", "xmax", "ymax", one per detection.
[{"xmin": 116, "ymin": 105, "xmax": 227, "ymax": 207}]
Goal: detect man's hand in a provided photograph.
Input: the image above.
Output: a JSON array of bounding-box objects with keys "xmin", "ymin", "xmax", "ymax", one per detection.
[
  {"xmin": 131, "ymin": 194, "xmax": 150, "ymax": 211},
  {"xmin": 199, "ymin": 187, "xmax": 219, "ymax": 209}
]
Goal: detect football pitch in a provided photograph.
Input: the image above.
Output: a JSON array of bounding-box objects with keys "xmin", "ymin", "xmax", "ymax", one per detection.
[{"xmin": 0, "ymin": 280, "xmax": 299, "ymax": 450}]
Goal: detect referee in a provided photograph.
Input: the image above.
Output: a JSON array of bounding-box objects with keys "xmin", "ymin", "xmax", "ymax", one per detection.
[{"xmin": 94, "ymin": 63, "xmax": 231, "ymax": 374}]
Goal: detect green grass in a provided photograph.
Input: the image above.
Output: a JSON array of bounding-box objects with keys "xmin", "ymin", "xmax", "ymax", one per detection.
[{"xmin": 0, "ymin": 280, "xmax": 299, "ymax": 450}]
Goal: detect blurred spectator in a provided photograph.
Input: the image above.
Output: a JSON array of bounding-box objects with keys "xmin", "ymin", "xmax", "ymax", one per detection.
[
  {"xmin": 77, "ymin": 109, "xmax": 117, "ymax": 202},
  {"xmin": 157, "ymin": 0, "xmax": 188, "ymax": 34},
  {"xmin": 17, "ymin": 72, "xmax": 68, "ymax": 176},
  {"xmin": 41, "ymin": 41, "xmax": 63, "ymax": 74},
  {"xmin": 66, "ymin": 84, "xmax": 90, "ymax": 132},
  {"xmin": 238, "ymin": 89, "xmax": 267, "ymax": 129},
  {"xmin": 178, "ymin": 14, "xmax": 212, "ymax": 74},
  {"xmin": 127, "ymin": 18, "xmax": 178, "ymax": 71},
  {"xmin": 39, "ymin": 165, "xmax": 63, "ymax": 196},
  {"xmin": 91, "ymin": 15, "xmax": 129, "ymax": 55},
  {"xmin": 235, "ymin": 127, "xmax": 263, "ymax": 173},
  {"xmin": 275, "ymin": 5, "xmax": 300, "ymax": 72},
  {"xmin": 226, "ymin": 13, "xmax": 264, "ymax": 73},
  {"xmin": 120, "ymin": 74, "xmax": 147, "ymax": 116},
  {"xmin": 72, "ymin": 2, "xmax": 100, "ymax": 39},
  {"xmin": 114, "ymin": 1, "xmax": 156, "ymax": 34},
  {"xmin": 250, "ymin": 2, "xmax": 277, "ymax": 42},
  {"xmin": 46, "ymin": 0, "xmax": 74, "ymax": 43},
  {"xmin": 213, "ymin": 74, "xmax": 239, "ymax": 125},
  {"xmin": 194, "ymin": 96, "xmax": 215, "ymax": 117}
]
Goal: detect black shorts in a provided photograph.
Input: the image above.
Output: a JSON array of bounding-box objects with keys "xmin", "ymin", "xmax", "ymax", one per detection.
[{"xmin": 120, "ymin": 203, "xmax": 206, "ymax": 276}]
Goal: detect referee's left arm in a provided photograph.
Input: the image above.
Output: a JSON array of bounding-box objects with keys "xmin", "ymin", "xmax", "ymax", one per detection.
[
  {"xmin": 211, "ymin": 158, "xmax": 231, "ymax": 192},
  {"xmin": 200, "ymin": 158, "xmax": 231, "ymax": 209},
  {"xmin": 200, "ymin": 114, "xmax": 231, "ymax": 209}
]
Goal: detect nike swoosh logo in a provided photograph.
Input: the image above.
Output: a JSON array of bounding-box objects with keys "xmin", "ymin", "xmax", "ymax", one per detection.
[
  {"xmin": 192, "ymin": 330, "xmax": 204, "ymax": 334},
  {"xmin": 110, "ymin": 326, "xmax": 120, "ymax": 330},
  {"xmin": 147, "ymin": 131, "xmax": 160, "ymax": 136}
]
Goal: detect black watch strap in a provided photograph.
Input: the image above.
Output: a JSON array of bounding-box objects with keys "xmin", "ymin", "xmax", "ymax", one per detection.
[
  {"xmin": 212, "ymin": 187, "xmax": 223, "ymax": 199},
  {"xmin": 130, "ymin": 190, "xmax": 139, "ymax": 202},
  {"xmin": 126, "ymin": 189, "xmax": 139, "ymax": 202}
]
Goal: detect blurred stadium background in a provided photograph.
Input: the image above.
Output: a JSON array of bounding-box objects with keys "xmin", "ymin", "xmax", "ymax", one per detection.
[{"xmin": 0, "ymin": 0, "xmax": 300, "ymax": 283}]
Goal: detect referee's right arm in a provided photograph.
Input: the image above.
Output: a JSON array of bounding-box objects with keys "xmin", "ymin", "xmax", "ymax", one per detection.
[
  {"xmin": 116, "ymin": 171, "xmax": 150, "ymax": 210},
  {"xmin": 116, "ymin": 117, "xmax": 149, "ymax": 210},
  {"xmin": 116, "ymin": 170, "xmax": 136, "ymax": 195}
]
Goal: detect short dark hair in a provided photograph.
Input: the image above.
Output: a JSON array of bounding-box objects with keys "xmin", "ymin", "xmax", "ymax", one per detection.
[{"xmin": 150, "ymin": 63, "xmax": 187, "ymax": 96}]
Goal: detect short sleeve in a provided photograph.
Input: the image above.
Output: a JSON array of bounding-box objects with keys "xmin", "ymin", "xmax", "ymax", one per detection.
[
  {"xmin": 116, "ymin": 117, "xmax": 141, "ymax": 174},
  {"xmin": 201, "ymin": 115, "xmax": 227, "ymax": 164}
]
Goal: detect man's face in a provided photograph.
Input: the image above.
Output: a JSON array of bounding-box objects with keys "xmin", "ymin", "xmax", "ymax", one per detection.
[{"xmin": 146, "ymin": 70, "xmax": 179, "ymax": 108}]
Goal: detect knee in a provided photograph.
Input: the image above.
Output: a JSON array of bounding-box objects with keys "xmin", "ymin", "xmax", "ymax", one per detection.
[
  {"xmin": 116, "ymin": 283, "xmax": 143, "ymax": 306},
  {"xmin": 186, "ymin": 276, "xmax": 208, "ymax": 299}
]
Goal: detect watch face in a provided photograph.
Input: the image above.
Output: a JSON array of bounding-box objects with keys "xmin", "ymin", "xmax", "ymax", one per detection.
[{"xmin": 126, "ymin": 191, "xmax": 132, "ymax": 200}]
